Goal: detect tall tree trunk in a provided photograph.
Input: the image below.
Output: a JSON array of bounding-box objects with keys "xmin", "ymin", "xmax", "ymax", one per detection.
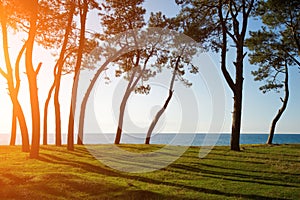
[
  {"xmin": 267, "ymin": 63, "xmax": 289, "ymax": 144},
  {"xmin": 218, "ymin": 0, "xmax": 253, "ymax": 151},
  {"xmin": 68, "ymin": 0, "xmax": 88, "ymax": 150},
  {"xmin": 26, "ymin": 1, "xmax": 41, "ymax": 158},
  {"xmin": 0, "ymin": 11, "xmax": 29, "ymax": 151},
  {"xmin": 53, "ymin": 2, "xmax": 75, "ymax": 146},
  {"xmin": 231, "ymin": 44, "xmax": 244, "ymax": 151},
  {"xmin": 229, "ymin": 41, "xmax": 245, "ymax": 152},
  {"xmin": 145, "ymin": 57, "xmax": 180, "ymax": 144}
]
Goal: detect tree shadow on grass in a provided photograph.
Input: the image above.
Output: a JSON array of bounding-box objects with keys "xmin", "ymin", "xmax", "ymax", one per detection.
[
  {"xmin": 0, "ymin": 172, "xmax": 128, "ymax": 200},
  {"xmin": 199, "ymin": 162, "xmax": 300, "ymax": 177},
  {"xmin": 36, "ymin": 151, "xmax": 289, "ymax": 200}
]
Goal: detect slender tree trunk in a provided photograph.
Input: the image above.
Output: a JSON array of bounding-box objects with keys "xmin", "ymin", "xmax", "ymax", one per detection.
[
  {"xmin": 78, "ymin": 49, "xmax": 126, "ymax": 145},
  {"xmin": 114, "ymin": 66, "xmax": 142, "ymax": 145},
  {"xmin": 10, "ymin": 109, "xmax": 17, "ymax": 145},
  {"xmin": 145, "ymin": 90, "xmax": 173, "ymax": 144},
  {"xmin": 12, "ymin": 43, "xmax": 27, "ymax": 147},
  {"xmin": 43, "ymin": 80, "xmax": 55, "ymax": 145},
  {"xmin": 26, "ymin": 1, "xmax": 41, "ymax": 158},
  {"xmin": 68, "ymin": 0, "xmax": 88, "ymax": 150},
  {"xmin": 267, "ymin": 63, "xmax": 289, "ymax": 144},
  {"xmin": 0, "ymin": 11, "xmax": 29, "ymax": 151},
  {"xmin": 53, "ymin": 2, "xmax": 75, "ymax": 147},
  {"xmin": 54, "ymin": 89, "xmax": 62, "ymax": 146},
  {"xmin": 114, "ymin": 92, "xmax": 131, "ymax": 144},
  {"xmin": 113, "ymin": 50, "xmax": 145, "ymax": 145},
  {"xmin": 10, "ymin": 44, "xmax": 26, "ymax": 146},
  {"xmin": 145, "ymin": 57, "xmax": 179, "ymax": 144},
  {"xmin": 13, "ymin": 100, "xmax": 30, "ymax": 152}
]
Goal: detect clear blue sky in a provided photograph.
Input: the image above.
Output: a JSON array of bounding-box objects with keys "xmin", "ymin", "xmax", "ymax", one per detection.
[
  {"xmin": 0, "ymin": 0, "xmax": 299, "ymax": 138},
  {"xmin": 142, "ymin": 0, "xmax": 300, "ymax": 134}
]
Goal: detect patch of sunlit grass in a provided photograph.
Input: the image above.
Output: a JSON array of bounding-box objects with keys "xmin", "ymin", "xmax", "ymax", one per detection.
[{"xmin": 0, "ymin": 144, "xmax": 299, "ymax": 199}]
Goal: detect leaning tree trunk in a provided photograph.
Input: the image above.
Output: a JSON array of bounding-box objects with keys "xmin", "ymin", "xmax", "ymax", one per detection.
[
  {"xmin": 114, "ymin": 65, "xmax": 143, "ymax": 145},
  {"xmin": 13, "ymin": 100, "xmax": 30, "ymax": 152},
  {"xmin": 145, "ymin": 90, "xmax": 173, "ymax": 144},
  {"xmin": 10, "ymin": 109, "xmax": 17, "ymax": 145},
  {"xmin": 54, "ymin": 2, "xmax": 75, "ymax": 146},
  {"xmin": 114, "ymin": 91, "xmax": 131, "ymax": 144},
  {"xmin": 267, "ymin": 63, "xmax": 289, "ymax": 144},
  {"xmin": 0, "ymin": 12, "xmax": 29, "ymax": 151},
  {"xmin": 78, "ymin": 49, "xmax": 126, "ymax": 145},
  {"xmin": 68, "ymin": 0, "xmax": 88, "ymax": 150},
  {"xmin": 10, "ymin": 42, "xmax": 26, "ymax": 146},
  {"xmin": 43, "ymin": 77, "xmax": 56, "ymax": 145},
  {"xmin": 145, "ymin": 57, "xmax": 179, "ymax": 144}
]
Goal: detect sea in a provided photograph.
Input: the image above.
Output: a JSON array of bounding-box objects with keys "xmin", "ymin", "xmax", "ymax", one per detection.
[{"xmin": 1, "ymin": 133, "xmax": 299, "ymax": 146}]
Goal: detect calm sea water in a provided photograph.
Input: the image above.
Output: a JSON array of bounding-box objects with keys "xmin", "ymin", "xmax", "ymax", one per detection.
[{"xmin": 1, "ymin": 133, "xmax": 299, "ymax": 146}]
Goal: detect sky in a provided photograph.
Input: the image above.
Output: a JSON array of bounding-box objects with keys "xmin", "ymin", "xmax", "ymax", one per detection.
[{"xmin": 0, "ymin": 0, "xmax": 299, "ymax": 141}]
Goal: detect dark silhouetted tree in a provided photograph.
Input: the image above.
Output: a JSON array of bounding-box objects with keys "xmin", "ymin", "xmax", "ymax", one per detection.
[{"xmin": 175, "ymin": 0, "xmax": 256, "ymax": 151}]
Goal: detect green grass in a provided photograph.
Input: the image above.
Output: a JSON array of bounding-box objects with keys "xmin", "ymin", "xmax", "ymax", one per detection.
[{"xmin": 0, "ymin": 144, "xmax": 299, "ymax": 199}]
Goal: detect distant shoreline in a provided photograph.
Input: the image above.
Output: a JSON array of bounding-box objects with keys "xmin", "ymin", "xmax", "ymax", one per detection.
[{"xmin": 1, "ymin": 133, "xmax": 299, "ymax": 146}]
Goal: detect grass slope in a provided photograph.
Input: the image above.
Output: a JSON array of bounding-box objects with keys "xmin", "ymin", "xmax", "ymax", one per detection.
[{"xmin": 0, "ymin": 144, "xmax": 299, "ymax": 199}]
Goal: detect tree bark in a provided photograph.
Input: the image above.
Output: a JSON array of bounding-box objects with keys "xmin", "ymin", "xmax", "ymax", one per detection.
[
  {"xmin": 267, "ymin": 63, "xmax": 289, "ymax": 144},
  {"xmin": 68, "ymin": 0, "xmax": 88, "ymax": 149}
]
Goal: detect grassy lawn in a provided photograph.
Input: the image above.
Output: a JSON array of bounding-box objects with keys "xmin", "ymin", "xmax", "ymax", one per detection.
[{"xmin": 0, "ymin": 144, "xmax": 299, "ymax": 199}]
